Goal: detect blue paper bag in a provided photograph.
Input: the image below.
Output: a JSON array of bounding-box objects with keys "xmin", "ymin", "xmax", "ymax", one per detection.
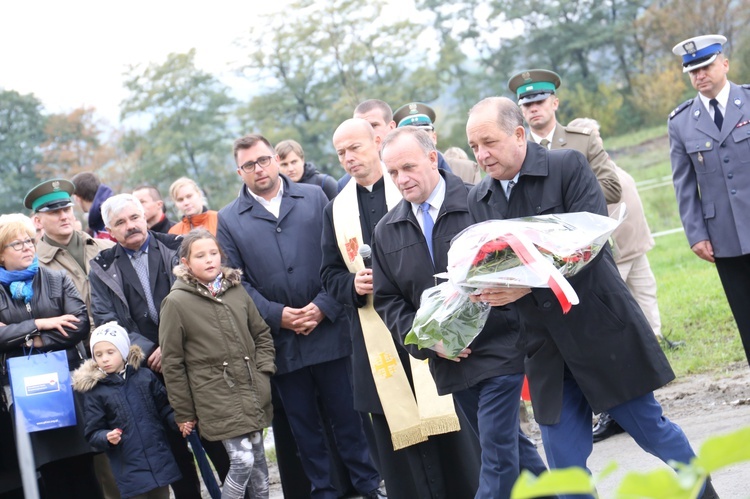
[{"xmin": 6, "ymin": 349, "xmax": 76, "ymax": 433}]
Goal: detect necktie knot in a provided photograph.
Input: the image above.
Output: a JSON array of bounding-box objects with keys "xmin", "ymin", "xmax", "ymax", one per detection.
[
  {"xmin": 539, "ymin": 139, "xmax": 550, "ymax": 149},
  {"xmin": 420, "ymin": 202, "xmax": 431, "ymax": 214}
]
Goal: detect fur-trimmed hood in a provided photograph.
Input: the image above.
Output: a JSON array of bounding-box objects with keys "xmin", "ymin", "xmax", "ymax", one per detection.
[
  {"xmin": 72, "ymin": 344, "xmax": 145, "ymax": 393},
  {"xmin": 172, "ymin": 265, "xmax": 243, "ymax": 292}
]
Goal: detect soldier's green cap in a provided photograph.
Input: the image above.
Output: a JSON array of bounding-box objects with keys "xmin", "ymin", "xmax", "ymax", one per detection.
[
  {"xmin": 393, "ymin": 102, "xmax": 437, "ymax": 129},
  {"xmin": 23, "ymin": 179, "xmax": 76, "ymax": 212},
  {"xmin": 507, "ymin": 69, "xmax": 562, "ymax": 105}
]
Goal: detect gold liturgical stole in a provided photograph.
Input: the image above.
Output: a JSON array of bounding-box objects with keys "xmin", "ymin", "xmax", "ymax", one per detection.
[{"xmin": 332, "ymin": 171, "xmax": 459, "ymax": 450}]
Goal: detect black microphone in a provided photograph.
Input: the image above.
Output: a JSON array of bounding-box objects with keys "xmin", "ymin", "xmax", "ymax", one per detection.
[{"xmin": 358, "ymin": 244, "xmax": 372, "ymax": 269}]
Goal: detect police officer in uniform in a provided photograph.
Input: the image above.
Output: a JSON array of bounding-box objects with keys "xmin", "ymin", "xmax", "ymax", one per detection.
[
  {"xmin": 507, "ymin": 69, "xmax": 621, "ymax": 203},
  {"xmin": 668, "ymin": 34, "xmax": 750, "ymax": 368}
]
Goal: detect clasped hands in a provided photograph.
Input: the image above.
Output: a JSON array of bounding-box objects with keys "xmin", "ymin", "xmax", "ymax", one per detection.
[{"xmin": 282, "ymin": 303, "xmax": 325, "ymax": 335}]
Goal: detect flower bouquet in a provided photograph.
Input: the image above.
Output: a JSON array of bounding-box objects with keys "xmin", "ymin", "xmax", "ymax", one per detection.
[
  {"xmin": 405, "ymin": 210, "xmax": 623, "ymax": 358},
  {"xmin": 405, "ymin": 282, "xmax": 491, "ymax": 358}
]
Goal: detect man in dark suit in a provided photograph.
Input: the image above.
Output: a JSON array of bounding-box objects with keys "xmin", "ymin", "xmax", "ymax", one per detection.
[
  {"xmin": 218, "ymin": 134, "xmax": 382, "ymax": 499},
  {"xmin": 371, "ymin": 126, "xmax": 546, "ymax": 498},
  {"xmin": 465, "ymin": 96, "xmax": 718, "ymax": 499},
  {"xmin": 669, "ymin": 34, "xmax": 750, "ymax": 368},
  {"xmin": 88, "ymin": 193, "xmax": 228, "ymax": 499}
]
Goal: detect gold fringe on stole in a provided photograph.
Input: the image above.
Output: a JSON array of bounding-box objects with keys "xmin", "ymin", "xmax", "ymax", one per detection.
[
  {"xmin": 331, "ymin": 171, "xmax": 459, "ymax": 451},
  {"xmin": 410, "ymin": 357, "xmax": 461, "ymax": 437}
]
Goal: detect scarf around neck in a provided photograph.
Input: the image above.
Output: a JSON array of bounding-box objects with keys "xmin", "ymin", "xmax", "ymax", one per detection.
[{"xmin": 0, "ymin": 256, "xmax": 39, "ymax": 303}]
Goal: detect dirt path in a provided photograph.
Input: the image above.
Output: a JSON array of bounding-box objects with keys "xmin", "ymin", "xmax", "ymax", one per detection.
[{"xmin": 264, "ymin": 363, "xmax": 750, "ymax": 498}]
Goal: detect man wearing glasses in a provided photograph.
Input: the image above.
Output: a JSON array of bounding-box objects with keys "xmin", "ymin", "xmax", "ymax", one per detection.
[{"xmin": 217, "ymin": 135, "xmax": 383, "ymax": 499}]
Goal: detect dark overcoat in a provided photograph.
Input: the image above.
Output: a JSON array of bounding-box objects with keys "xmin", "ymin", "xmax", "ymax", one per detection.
[
  {"xmin": 467, "ymin": 142, "xmax": 675, "ymax": 424},
  {"xmin": 217, "ymin": 177, "xmax": 349, "ymax": 375}
]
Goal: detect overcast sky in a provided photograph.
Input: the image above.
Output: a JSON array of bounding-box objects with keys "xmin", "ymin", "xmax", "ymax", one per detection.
[{"xmin": 1, "ymin": 0, "xmax": 271, "ymax": 125}]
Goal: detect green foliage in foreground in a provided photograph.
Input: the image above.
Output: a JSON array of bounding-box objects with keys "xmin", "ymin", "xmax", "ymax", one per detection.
[{"xmin": 511, "ymin": 427, "xmax": 750, "ymax": 498}]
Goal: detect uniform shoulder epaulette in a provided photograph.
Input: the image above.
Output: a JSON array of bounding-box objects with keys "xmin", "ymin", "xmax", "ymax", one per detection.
[
  {"xmin": 564, "ymin": 125, "xmax": 592, "ymax": 136},
  {"xmin": 741, "ymin": 83, "xmax": 750, "ymax": 90},
  {"xmin": 669, "ymin": 99, "xmax": 693, "ymax": 120}
]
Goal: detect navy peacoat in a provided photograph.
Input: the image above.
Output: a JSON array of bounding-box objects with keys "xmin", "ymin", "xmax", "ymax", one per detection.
[{"xmin": 217, "ymin": 177, "xmax": 349, "ymax": 375}]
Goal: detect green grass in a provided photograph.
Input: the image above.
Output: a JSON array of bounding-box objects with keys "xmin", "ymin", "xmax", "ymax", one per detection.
[
  {"xmin": 609, "ymin": 128, "xmax": 745, "ymax": 376},
  {"xmin": 648, "ymin": 232, "xmax": 744, "ymax": 375},
  {"xmin": 604, "ymin": 125, "xmax": 667, "ymax": 151}
]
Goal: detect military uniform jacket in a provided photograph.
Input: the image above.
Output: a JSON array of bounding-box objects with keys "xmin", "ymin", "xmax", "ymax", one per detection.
[
  {"xmin": 550, "ymin": 124, "xmax": 621, "ymax": 204},
  {"xmin": 467, "ymin": 143, "xmax": 674, "ymax": 425},
  {"xmin": 668, "ymin": 82, "xmax": 750, "ymax": 258},
  {"xmin": 37, "ymin": 231, "xmax": 114, "ymax": 333}
]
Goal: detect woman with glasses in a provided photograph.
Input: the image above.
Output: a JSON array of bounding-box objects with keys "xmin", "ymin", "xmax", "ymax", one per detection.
[
  {"xmin": 0, "ymin": 214, "xmax": 102, "ymax": 499},
  {"xmin": 168, "ymin": 177, "xmax": 219, "ymax": 236}
]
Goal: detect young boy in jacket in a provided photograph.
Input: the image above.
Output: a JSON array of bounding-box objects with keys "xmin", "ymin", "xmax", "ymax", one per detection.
[{"xmin": 73, "ymin": 322, "xmax": 182, "ymax": 499}]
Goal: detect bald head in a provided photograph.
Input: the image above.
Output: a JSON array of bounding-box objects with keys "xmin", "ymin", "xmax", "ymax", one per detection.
[
  {"xmin": 466, "ymin": 96, "xmax": 527, "ymax": 180},
  {"xmin": 333, "ymin": 118, "xmax": 383, "ymax": 186}
]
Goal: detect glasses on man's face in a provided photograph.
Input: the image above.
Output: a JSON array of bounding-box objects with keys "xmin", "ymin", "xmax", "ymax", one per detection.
[
  {"xmin": 4, "ymin": 238, "xmax": 35, "ymax": 252},
  {"xmin": 238, "ymin": 155, "xmax": 274, "ymax": 173}
]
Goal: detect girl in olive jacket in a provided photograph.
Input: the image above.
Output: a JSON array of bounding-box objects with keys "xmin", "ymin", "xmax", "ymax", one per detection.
[{"xmin": 159, "ymin": 229, "xmax": 276, "ymax": 499}]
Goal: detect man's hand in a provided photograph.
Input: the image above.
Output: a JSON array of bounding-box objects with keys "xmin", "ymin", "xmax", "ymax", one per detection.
[
  {"xmin": 469, "ymin": 287, "xmax": 531, "ymax": 307},
  {"xmin": 292, "ymin": 303, "xmax": 325, "ymax": 335},
  {"xmin": 691, "ymin": 240, "xmax": 715, "ymax": 263},
  {"xmin": 34, "ymin": 315, "xmax": 79, "ymax": 336},
  {"xmin": 281, "ymin": 307, "xmax": 306, "ymax": 330},
  {"xmin": 148, "ymin": 346, "xmax": 163, "ymax": 373},
  {"xmin": 354, "ymin": 269, "xmax": 374, "ymax": 296},
  {"xmin": 434, "ymin": 342, "xmax": 471, "ymax": 362}
]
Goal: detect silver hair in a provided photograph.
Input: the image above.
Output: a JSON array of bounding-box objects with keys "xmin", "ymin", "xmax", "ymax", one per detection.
[
  {"xmin": 101, "ymin": 194, "xmax": 145, "ymax": 229},
  {"xmin": 381, "ymin": 127, "xmax": 437, "ymax": 157},
  {"xmin": 469, "ymin": 96, "xmax": 524, "ymax": 136}
]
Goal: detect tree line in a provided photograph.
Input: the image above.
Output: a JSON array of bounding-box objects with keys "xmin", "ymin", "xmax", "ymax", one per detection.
[{"xmin": 2, "ymin": 0, "xmax": 749, "ymax": 214}]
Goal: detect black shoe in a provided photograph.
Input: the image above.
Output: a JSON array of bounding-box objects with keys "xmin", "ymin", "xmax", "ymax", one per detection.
[
  {"xmin": 362, "ymin": 487, "xmax": 387, "ymax": 499},
  {"xmin": 592, "ymin": 412, "xmax": 624, "ymax": 442}
]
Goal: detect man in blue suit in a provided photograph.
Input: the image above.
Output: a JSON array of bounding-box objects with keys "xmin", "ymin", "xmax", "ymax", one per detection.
[
  {"xmin": 217, "ymin": 134, "xmax": 382, "ymax": 499},
  {"xmin": 669, "ymin": 34, "xmax": 750, "ymax": 367}
]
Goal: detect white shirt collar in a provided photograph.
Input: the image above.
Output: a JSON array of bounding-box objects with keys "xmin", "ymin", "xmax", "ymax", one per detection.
[
  {"xmin": 529, "ymin": 125, "xmax": 555, "ymax": 147},
  {"xmin": 698, "ymin": 81, "xmax": 730, "ymax": 115},
  {"xmin": 248, "ymin": 179, "xmax": 284, "ymax": 218},
  {"xmin": 411, "ymin": 175, "xmax": 446, "ymax": 231}
]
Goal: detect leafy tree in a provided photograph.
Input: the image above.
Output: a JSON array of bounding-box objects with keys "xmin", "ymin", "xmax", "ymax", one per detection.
[
  {"xmin": 121, "ymin": 49, "xmax": 237, "ymax": 209},
  {"xmin": 558, "ymin": 82, "xmax": 624, "ymax": 137},
  {"xmin": 0, "ymin": 90, "xmax": 47, "ymax": 212},
  {"xmin": 236, "ymin": 0, "xmax": 441, "ymax": 169},
  {"xmin": 36, "ymin": 107, "xmax": 117, "ymax": 179}
]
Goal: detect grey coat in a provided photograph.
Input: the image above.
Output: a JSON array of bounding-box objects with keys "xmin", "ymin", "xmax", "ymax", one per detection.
[{"xmin": 668, "ymin": 82, "xmax": 750, "ymax": 258}]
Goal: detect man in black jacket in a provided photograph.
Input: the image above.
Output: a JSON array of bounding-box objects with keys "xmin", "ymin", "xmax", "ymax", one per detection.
[
  {"xmin": 371, "ymin": 127, "xmax": 546, "ymax": 499},
  {"xmin": 88, "ymin": 193, "xmax": 228, "ymax": 499},
  {"xmin": 465, "ymin": 96, "xmax": 717, "ymax": 499}
]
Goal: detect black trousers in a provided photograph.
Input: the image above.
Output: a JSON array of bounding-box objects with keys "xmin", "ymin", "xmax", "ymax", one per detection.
[{"xmin": 715, "ymin": 254, "xmax": 750, "ymax": 366}]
